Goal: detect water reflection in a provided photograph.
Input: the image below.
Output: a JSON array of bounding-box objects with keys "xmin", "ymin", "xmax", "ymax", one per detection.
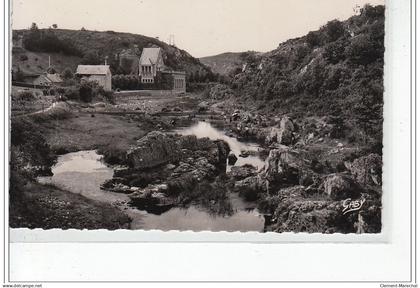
[
  {"xmin": 39, "ymin": 150, "xmax": 265, "ymax": 232},
  {"xmin": 175, "ymin": 121, "xmax": 265, "ymax": 171}
]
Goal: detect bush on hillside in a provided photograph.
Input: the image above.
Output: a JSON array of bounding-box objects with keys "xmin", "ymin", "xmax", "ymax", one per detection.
[
  {"xmin": 64, "ymin": 87, "xmax": 80, "ymax": 100},
  {"xmin": 306, "ymin": 31, "xmax": 322, "ymax": 47},
  {"xmin": 345, "ymin": 34, "xmax": 382, "ymax": 65},
  {"xmin": 16, "ymin": 91, "xmax": 35, "ymax": 101},
  {"xmin": 23, "ymin": 23, "xmax": 82, "ymax": 56},
  {"xmin": 324, "ymin": 20, "xmax": 346, "ymax": 42},
  {"xmin": 61, "ymin": 68, "xmax": 73, "ymax": 79}
]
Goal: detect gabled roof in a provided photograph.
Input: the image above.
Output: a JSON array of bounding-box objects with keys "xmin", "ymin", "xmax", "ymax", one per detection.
[
  {"xmin": 45, "ymin": 73, "xmax": 63, "ymax": 83},
  {"xmin": 139, "ymin": 48, "xmax": 161, "ymax": 66},
  {"xmin": 76, "ymin": 65, "xmax": 110, "ymax": 75}
]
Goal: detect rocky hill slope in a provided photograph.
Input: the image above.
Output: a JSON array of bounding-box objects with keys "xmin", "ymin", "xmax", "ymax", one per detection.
[
  {"xmin": 229, "ymin": 4, "xmax": 384, "ymax": 148},
  {"xmin": 200, "ymin": 52, "xmax": 244, "ymax": 76}
]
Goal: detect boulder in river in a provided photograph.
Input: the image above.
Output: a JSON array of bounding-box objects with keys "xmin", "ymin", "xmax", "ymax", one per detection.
[
  {"xmin": 234, "ymin": 175, "xmax": 265, "ymax": 201},
  {"xmin": 227, "ymin": 151, "xmax": 238, "ymax": 165},
  {"xmin": 227, "ymin": 165, "xmax": 257, "ymax": 180},
  {"xmin": 263, "ymin": 147, "xmax": 303, "ymax": 191},
  {"xmin": 127, "ymin": 131, "xmax": 179, "ymax": 169},
  {"xmin": 265, "ymin": 116, "xmax": 295, "ymax": 146}
]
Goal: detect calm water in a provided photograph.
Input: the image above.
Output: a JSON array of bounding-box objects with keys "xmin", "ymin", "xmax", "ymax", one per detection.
[
  {"xmin": 39, "ymin": 150, "xmax": 265, "ymax": 232},
  {"xmin": 175, "ymin": 121, "xmax": 265, "ymax": 171}
]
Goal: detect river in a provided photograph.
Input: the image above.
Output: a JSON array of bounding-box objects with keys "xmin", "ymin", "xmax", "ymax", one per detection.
[{"xmin": 39, "ymin": 122, "xmax": 266, "ymax": 232}]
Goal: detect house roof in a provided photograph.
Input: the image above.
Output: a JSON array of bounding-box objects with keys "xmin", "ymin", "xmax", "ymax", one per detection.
[
  {"xmin": 45, "ymin": 73, "xmax": 63, "ymax": 83},
  {"xmin": 76, "ymin": 65, "xmax": 110, "ymax": 75},
  {"xmin": 139, "ymin": 48, "xmax": 161, "ymax": 66}
]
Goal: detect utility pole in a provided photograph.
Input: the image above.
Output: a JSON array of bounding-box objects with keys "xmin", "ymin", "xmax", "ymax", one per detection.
[{"xmin": 169, "ymin": 34, "xmax": 175, "ymax": 46}]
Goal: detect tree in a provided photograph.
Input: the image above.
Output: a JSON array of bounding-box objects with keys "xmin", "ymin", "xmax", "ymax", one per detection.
[
  {"xmin": 13, "ymin": 67, "xmax": 25, "ymax": 82},
  {"xmin": 79, "ymin": 81, "xmax": 94, "ymax": 102},
  {"xmin": 81, "ymin": 51, "xmax": 102, "ymax": 65},
  {"xmin": 306, "ymin": 31, "xmax": 322, "ymax": 47},
  {"xmin": 324, "ymin": 20, "xmax": 346, "ymax": 42},
  {"xmin": 61, "ymin": 68, "xmax": 73, "ymax": 79},
  {"xmin": 345, "ymin": 34, "xmax": 381, "ymax": 65},
  {"xmin": 120, "ymin": 57, "xmax": 134, "ymax": 75},
  {"xmin": 46, "ymin": 67, "xmax": 57, "ymax": 74},
  {"xmin": 23, "ymin": 23, "xmax": 41, "ymax": 51},
  {"xmin": 52, "ymin": 24, "xmax": 58, "ymax": 29}
]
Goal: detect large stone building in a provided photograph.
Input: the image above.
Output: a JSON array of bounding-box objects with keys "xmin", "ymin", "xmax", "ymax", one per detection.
[
  {"xmin": 138, "ymin": 47, "xmax": 186, "ymax": 93},
  {"xmin": 139, "ymin": 47, "xmax": 165, "ymax": 83},
  {"xmin": 76, "ymin": 65, "xmax": 112, "ymax": 91},
  {"xmin": 162, "ymin": 70, "xmax": 186, "ymax": 93}
]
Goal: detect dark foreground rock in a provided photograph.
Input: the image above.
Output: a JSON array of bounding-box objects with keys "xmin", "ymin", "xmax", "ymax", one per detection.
[
  {"xmin": 322, "ymin": 174, "xmax": 363, "ymax": 200},
  {"xmin": 259, "ymin": 185, "xmax": 381, "ymax": 234},
  {"xmin": 252, "ymin": 144, "xmax": 381, "ymax": 233},
  {"xmin": 350, "ymin": 153, "xmax": 382, "ymax": 186}
]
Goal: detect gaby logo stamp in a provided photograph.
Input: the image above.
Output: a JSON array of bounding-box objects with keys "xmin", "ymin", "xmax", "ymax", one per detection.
[{"xmin": 342, "ymin": 198, "xmax": 366, "ymax": 215}]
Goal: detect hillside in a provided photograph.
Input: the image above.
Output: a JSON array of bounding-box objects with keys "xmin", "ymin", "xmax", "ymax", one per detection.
[
  {"xmin": 229, "ymin": 4, "xmax": 384, "ymax": 147},
  {"xmin": 200, "ymin": 52, "xmax": 244, "ymax": 76},
  {"xmin": 12, "ymin": 50, "xmax": 82, "ymax": 76},
  {"xmin": 12, "ymin": 27, "xmax": 212, "ymax": 79}
]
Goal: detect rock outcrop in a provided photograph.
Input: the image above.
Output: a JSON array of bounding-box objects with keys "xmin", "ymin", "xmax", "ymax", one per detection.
[
  {"xmin": 227, "ymin": 151, "xmax": 238, "ymax": 165},
  {"xmin": 227, "ymin": 165, "xmax": 257, "ymax": 180},
  {"xmin": 127, "ymin": 131, "xmax": 179, "ymax": 169},
  {"xmin": 265, "ymin": 116, "xmax": 295, "ymax": 145},
  {"xmin": 233, "ymin": 175, "xmax": 266, "ymax": 201},
  {"xmin": 263, "ymin": 147, "xmax": 304, "ymax": 192},
  {"xmin": 322, "ymin": 174, "xmax": 363, "ymax": 200},
  {"xmin": 127, "ymin": 132, "xmax": 229, "ymax": 170},
  {"xmin": 350, "ymin": 153, "xmax": 382, "ymax": 186}
]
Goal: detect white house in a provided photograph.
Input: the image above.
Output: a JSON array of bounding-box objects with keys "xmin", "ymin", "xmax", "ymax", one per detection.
[
  {"xmin": 139, "ymin": 47, "xmax": 164, "ymax": 83},
  {"xmin": 76, "ymin": 65, "xmax": 112, "ymax": 91}
]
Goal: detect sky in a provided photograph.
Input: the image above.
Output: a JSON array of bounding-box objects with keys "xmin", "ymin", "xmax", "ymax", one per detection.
[{"xmin": 12, "ymin": 0, "xmax": 385, "ymax": 58}]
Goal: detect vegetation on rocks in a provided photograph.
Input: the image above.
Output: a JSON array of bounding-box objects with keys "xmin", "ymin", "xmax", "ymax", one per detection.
[{"xmin": 229, "ymin": 4, "xmax": 384, "ymax": 150}]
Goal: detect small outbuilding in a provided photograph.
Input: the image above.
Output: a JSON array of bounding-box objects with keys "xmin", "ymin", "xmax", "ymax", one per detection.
[
  {"xmin": 76, "ymin": 65, "xmax": 112, "ymax": 91},
  {"xmin": 33, "ymin": 73, "xmax": 63, "ymax": 86}
]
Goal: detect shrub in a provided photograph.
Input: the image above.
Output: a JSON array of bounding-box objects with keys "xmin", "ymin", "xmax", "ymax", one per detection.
[
  {"xmin": 324, "ymin": 20, "xmax": 346, "ymax": 42},
  {"xmin": 23, "ymin": 23, "xmax": 82, "ymax": 56},
  {"xmin": 81, "ymin": 52, "xmax": 102, "ymax": 65},
  {"xmin": 79, "ymin": 82, "xmax": 94, "ymax": 102},
  {"xmin": 345, "ymin": 34, "xmax": 383, "ymax": 65},
  {"xmin": 306, "ymin": 31, "xmax": 322, "ymax": 47},
  {"xmin": 102, "ymin": 91, "xmax": 115, "ymax": 104},
  {"xmin": 19, "ymin": 54, "xmax": 28, "ymax": 61},
  {"xmin": 61, "ymin": 68, "xmax": 73, "ymax": 80},
  {"xmin": 324, "ymin": 39, "xmax": 347, "ymax": 64},
  {"xmin": 360, "ymin": 4, "xmax": 385, "ymax": 19},
  {"xmin": 16, "ymin": 91, "xmax": 35, "ymax": 101}
]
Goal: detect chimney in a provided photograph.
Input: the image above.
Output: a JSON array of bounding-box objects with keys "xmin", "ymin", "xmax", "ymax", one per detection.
[{"xmin": 105, "ymin": 56, "xmax": 108, "ymax": 65}]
